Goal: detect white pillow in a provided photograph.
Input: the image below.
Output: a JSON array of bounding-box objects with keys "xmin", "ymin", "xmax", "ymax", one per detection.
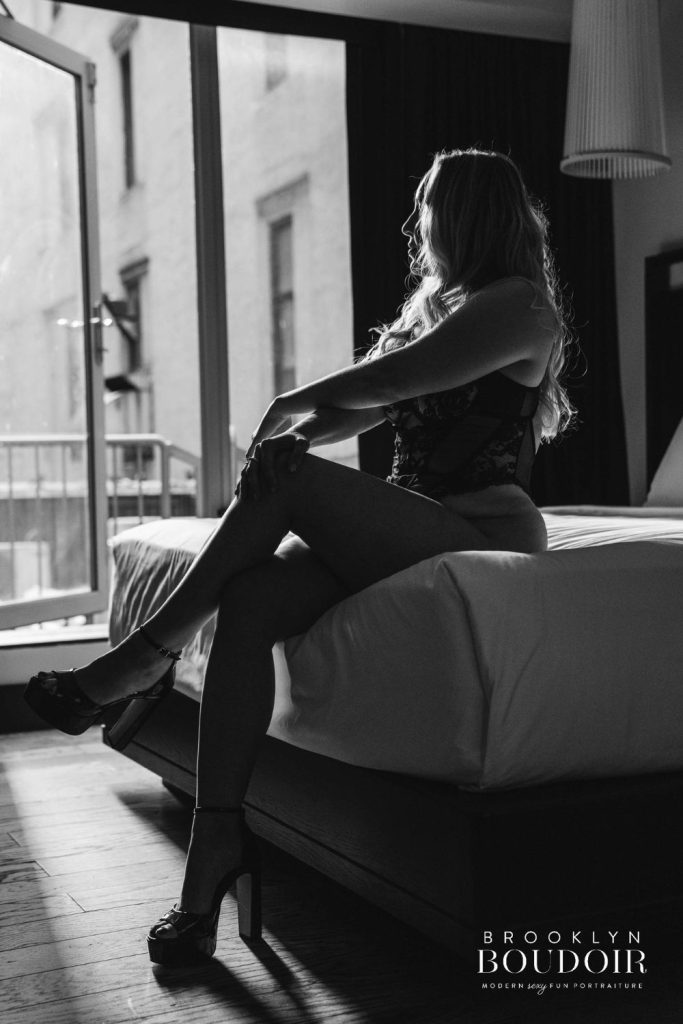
[{"xmin": 645, "ymin": 417, "xmax": 683, "ymax": 506}]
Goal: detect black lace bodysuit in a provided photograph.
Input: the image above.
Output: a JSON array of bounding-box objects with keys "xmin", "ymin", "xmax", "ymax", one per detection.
[{"xmin": 383, "ymin": 370, "xmax": 540, "ymax": 499}]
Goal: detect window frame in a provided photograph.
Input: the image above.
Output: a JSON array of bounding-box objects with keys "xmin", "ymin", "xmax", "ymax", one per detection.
[{"xmin": 0, "ymin": 15, "xmax": 108, "ymax": 630}]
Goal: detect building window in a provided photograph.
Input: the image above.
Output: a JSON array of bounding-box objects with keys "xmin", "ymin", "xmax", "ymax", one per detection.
[
  {"xmin": 120, "ymin": 50, "xmax": 135, "ymax": 188},
  {"xmin": 117, "ymin": 259, "xmax": 152, "ymax": 469},
  {"xmin": 264, "ymin": 33, "xmax": 288, "ymax": 91},
  {"xmin": 119, "ymin": 259, "xmax": 146, "ymax": 373},
  {"xmin": 110, "ymin": 17, "xmax": 139, "ymax": 190},
  {"xmin": 269, "ymin": 216, "xmax": 296, "ymax": 395}
]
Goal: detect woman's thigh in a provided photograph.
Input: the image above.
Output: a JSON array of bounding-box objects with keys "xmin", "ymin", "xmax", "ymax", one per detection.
[{"xmin": 273, "ymin": 454, "xmax": 492, "ymax": 594}]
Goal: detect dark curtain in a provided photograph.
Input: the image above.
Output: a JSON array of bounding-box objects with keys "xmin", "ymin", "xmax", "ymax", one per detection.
[{"xmin": 350, "ymin": 24, "xmax": 629, "ymax": 505}]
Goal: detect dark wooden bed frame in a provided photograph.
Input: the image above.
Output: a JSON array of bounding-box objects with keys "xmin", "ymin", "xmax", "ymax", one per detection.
[
  {"xmin": 103, "ymin": 690, "xmax": 683, "ymax": 960},
  {"xmin": 102, "ymin": 248, "xmax": 683, "ymax": 961}
]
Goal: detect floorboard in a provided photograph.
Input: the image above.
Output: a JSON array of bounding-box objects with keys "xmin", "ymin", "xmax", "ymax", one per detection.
[{"xmin": 1, "ymin": 729, "xmax": 682, "ymax": 1024}]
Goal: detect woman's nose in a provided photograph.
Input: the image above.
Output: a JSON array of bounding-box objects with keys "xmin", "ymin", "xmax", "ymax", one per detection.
[{"xmin": 401, "ymin": 208, "xmax": 418, "ymax": 236}]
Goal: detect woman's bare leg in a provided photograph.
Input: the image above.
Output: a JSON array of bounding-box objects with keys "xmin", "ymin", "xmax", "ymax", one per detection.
[
  {"xmin": 145, "ymin": 454, "xmax": 487, "ymax": 919},
  {"xmin": 178, "ymin": 538, "xmax": 347, "ymax": 914},
  {"xmin": 77, "ymin": 454, "xmax": 488, "ymax": 705}
]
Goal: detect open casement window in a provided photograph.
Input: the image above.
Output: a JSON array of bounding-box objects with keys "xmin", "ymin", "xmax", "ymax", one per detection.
[{"xmin": 0, "ymin": 16, "xmax": 108, "ymax": 629}]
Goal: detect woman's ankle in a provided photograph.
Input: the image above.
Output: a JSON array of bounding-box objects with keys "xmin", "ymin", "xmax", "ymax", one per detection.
[
  {"xmin": 178, "ymin": 813, "xmax": 247, "ymax": 914},
  {"xmin": 75, "ymin": 631, "xmax": 173, "ymax": 704}
]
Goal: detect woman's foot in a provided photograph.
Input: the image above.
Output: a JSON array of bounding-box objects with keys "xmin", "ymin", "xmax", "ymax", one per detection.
[{"xmin": 68, "ymin": 628, "xmax": 180, "ymax": 707}]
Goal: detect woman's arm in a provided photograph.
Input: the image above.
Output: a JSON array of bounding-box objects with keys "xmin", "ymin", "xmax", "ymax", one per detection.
[
  {"xmin": 287, "ymin": 406, "xmax": 385, "ymax": 447},
  {"xmin": 253, "ymin": 279, "xmax": 555, "ymax": 440}
]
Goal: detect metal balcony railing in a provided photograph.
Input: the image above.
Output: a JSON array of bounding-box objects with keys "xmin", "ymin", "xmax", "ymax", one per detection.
[
  {"xmin": 104, "ymin": 433, "xmax": 204, "ymax": 530},
  {"xmin": 0, "ymin": 433, "xmax": 203, "ymax": 604}
]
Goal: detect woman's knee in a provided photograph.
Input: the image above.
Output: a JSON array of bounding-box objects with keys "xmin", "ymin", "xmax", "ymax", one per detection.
[
  {"xmin": 215, "ymin": 567, "xmax": 282, "ymax": 644},
  {"xmin": 215, "ymin": 543, "xmax": 344, "ymax": 643}
]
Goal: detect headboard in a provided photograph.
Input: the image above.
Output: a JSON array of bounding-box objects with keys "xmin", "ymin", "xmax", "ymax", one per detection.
[{"xmin": 645, "ymin": 247, "xmax": 683, "ymax": 484}]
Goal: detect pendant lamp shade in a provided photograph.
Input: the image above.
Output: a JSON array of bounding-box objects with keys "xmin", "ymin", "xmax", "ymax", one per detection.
[{"xmin": 561, "ymin": 0, "xmax": 670, "ymax": 179}]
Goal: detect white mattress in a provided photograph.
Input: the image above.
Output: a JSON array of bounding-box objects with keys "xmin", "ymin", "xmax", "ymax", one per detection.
[{"xmin": 108, "ymin": 507, "xmax": 683, "ymax": 790}]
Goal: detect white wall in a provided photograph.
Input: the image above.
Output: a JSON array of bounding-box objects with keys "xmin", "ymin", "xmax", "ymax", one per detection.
[{"xmin": 612, "ymin": 0, "xmax": 683, "ymax": 503}]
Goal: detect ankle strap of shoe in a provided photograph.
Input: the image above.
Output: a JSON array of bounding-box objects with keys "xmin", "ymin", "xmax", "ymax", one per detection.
[{"xmin": 138, "ymin": 624, "xmax": 182, "ymax": 662}]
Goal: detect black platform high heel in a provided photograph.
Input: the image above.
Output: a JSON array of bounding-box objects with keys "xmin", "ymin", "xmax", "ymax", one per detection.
[
  {"xmin": 147, "ymin": 806, "xmax": 262, "ymax": 966},
  {"xmin": 23, "ymin": 624, "xmax": 180, "ymax": 746}
]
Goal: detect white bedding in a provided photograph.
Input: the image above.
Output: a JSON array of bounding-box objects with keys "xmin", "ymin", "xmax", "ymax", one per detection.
[
  {"xmin": 543, "ymin": 505, "xmax": 683, "ymax": 547},
  {"xmin": 108, "ymin": 507, "xmax": 683, "ymax": 790}
]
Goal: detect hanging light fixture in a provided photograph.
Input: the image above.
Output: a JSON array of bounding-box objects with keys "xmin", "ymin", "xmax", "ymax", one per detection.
[{"xmin": 561, "ymin": 0, "xmax": 671, "ymax": 179}]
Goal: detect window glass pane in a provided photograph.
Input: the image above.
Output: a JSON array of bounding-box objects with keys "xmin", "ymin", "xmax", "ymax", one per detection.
[
  {"xmin": 271, "ymin": 216, "xmax": 294, "ymax": 295},
  {"xmin": 0, "ymin": 39, "xmax": 92, "ymax": 607},
  {"xmin": 218, "ymin": 28, "xmax": 356, "ymax": 475},
  {"xmin": 6, "ymin": 1, "xmax": 202, "ymax": 634}
]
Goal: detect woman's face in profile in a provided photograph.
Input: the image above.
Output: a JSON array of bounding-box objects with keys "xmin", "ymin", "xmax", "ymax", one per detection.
[{"xmin": 401, "ymin": 206, "xmax": 419, "ymax": 259}]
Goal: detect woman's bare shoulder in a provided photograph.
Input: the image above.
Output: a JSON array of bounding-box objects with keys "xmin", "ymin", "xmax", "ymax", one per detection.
[
  {"xmin": 472, "ymin": 276, "xmax": 547, "ymax": 305},
  {"xmin": 470, "ymin": 276, "xmax": 557, "ymax": 333}
]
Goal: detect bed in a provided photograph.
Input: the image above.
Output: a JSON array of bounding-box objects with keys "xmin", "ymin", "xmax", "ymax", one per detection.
[{"xmin": 101, "ymin": 495, "xmax": 683, "ymax": 957}]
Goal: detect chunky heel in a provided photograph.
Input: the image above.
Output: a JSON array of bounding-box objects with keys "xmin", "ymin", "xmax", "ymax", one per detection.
[
  {"xmin": 105, "ymin": 667, "xmax": 174, "ymax": 750},
  {"xmin": 236, "ymin": 865, "xmax": 262, "ymax": 941},
  {"xmin": 147, "ymin": 806, "xmax": 261, "ymax": 965}
]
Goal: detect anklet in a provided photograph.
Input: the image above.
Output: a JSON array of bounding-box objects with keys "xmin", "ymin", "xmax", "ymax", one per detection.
[{"xmin": 139, "ymin": 624, "xmax": 182, "ymax": 662}]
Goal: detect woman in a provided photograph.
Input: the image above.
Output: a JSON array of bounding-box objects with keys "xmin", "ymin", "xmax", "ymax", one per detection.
[{"xmin": 25, "ymin": 148, "xmax": 574, "ymax": 965}]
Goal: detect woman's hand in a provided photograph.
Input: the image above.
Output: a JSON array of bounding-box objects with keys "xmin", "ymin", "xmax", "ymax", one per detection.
[
  {"xmin": 237, "ymin": 431, "xmax": 310, "ymax": 501},
  {"xmin": 248, "ymin": 395, "xmax": 299, "ymax": 453}
]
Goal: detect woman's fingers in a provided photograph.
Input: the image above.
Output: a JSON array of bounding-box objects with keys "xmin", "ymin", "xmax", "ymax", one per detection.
[
  {"xmin": 250, "ymin": 453, "xmax": 263, "ymax": 501},
  {"xmin": 259, "ymin": 443, "xmax": 278, "ymax": 493},
  {"xmin": 288, "ymin": 436, "xmax": 309, "ymax": 473},
  {"xmin": 239, "ymin": 455, "xmax": 260, "ymax": 502},
  {"xmin": 238, "ymin": 433, "xmax": 309, "ymax": 501}
]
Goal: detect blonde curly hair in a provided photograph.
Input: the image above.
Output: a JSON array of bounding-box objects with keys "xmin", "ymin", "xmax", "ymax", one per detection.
[{"xmin": 366, "ymin": 148, "xmax": 575, "ymax": 440}]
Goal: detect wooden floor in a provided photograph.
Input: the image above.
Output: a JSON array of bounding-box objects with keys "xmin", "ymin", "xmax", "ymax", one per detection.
[{"xmin": 1, "ymin": 731, "xmax": 683, "ymax": 1024}]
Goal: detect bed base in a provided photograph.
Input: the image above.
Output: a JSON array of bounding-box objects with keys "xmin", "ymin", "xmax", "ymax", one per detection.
[{"xmin": 103, "ymin": 689, "xmax": 683, "ymax": 961}]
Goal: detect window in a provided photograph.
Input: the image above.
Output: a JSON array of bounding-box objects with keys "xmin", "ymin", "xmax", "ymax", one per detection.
[
  {"xmin": 264, "ymin": 32, "xmax": 287, "ymax": 91},
  {"xmin": 1, "ymin": 7, "xmax": 201, "ymax": 633},
  {"xmin": 104, "ymin": 258, "xmax": 152, "ymax": 471},
  {"xmin": 110, "ymin": 17, "xmax": 139, "ymax": 190},
  {"xmin": 0, "ymin": 19, "xmax": 107, "ymax": 627},
  {"xmin": 1, "ymin": 10, "xmax": 357, "ymax": 634},
  {"xmin": 270, "ymin": 216, "xmax": 296, "ymax": 394},
  {"xmin": 119, "ymin": 258, "xmax": 146, "ymax": 374},
  {"xmin": 120, "ymin": 49, "xmax": 135, "ymax": 188}
]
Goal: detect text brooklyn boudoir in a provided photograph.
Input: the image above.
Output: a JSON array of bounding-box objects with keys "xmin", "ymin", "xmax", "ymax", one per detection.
[{"xmin": 477, "ymin": 931, "xmax": 646, "ymax": 975}]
